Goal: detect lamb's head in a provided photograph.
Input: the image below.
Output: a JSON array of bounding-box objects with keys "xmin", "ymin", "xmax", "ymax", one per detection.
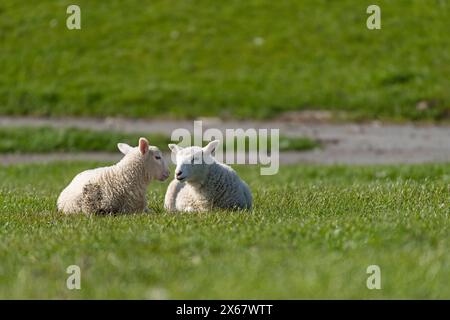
[
  {"xmin": 168, "ymin": 140, "xmax": 220, "ymax": 183},
  {"xmin": 118, "ymin": 137, "xmax": 170, "ymax": 181}
]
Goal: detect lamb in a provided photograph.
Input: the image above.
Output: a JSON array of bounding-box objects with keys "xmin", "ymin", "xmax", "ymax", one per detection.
[
  {"xmin": 57, "ymin": 137, "xmax": 170, "ymax": 214},
  {"xmin": 164, "ymin": 140, "xmax": 252, "ymax": 212}
]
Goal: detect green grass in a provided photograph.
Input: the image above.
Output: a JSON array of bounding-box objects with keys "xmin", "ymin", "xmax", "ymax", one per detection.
[
  {"xmin": 0, "ymin": 127, "xmax": 171, "ymax": 153},
  {"xmin": 0, "ymin": 0, "xmax": 449, "ymax": 121},
  {"xmin": 0, "ymin": 126, "xmax": 319, "ymax": 153},
  {"xmin": 0, "ymin": 162, "xmax": 448, "ymax": 299}
]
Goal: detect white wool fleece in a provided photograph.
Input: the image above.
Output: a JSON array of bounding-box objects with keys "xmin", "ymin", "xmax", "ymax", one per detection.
[
  {"xmin": 57, "ymin": 138, "xmax": 170, "ymax": 214},
  {"xmin": 164, "ymin": 140, "xmax": 252, "ymax": 212}
]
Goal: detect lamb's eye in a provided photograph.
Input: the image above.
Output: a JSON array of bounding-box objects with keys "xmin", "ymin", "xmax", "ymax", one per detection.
[{"xmin": 155, "ymin": 155, "xmax": 161, "ymax": 160}]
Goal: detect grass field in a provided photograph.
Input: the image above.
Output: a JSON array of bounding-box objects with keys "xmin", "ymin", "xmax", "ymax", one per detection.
[
  {"xmin": 0, "ymin": 162, "xmax": 448, "ymax": 299},
  {"xmin": 1, "ymin": 0, "xmax": 449, "ymax": 121},
  {"xmin": 0, "ymin": 126, "xmax": 318, "ymax": 153}
]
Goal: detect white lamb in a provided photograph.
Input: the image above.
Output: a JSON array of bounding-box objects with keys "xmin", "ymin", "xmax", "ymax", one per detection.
[
  {"xmin": 57, "ymin": 137, "xmax": 170, "ymax": 214},
  {"xmin": 164, "ymin": 140, "xmax": 252, "ymax": 212}
]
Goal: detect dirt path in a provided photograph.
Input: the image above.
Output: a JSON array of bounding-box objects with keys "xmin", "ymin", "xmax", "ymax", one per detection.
[{"xmin": 1, "ymin": 116, "xmax": 449, "ymax": 165}]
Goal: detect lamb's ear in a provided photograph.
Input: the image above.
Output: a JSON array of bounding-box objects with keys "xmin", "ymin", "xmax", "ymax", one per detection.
[
  {"xmin": 139, "ymin": 137, "xmax": 149, "ymax": 155},
  {"xmin": 168, "ymin": 144, "xmax": 182, "ymax": 154},
  {"xmin": 203, "ymin": 140, "xmax": 220, "ymax": 155},
  {"xmin": 117, "ymin": 143, "xmax": 132, "ymax": 155}
]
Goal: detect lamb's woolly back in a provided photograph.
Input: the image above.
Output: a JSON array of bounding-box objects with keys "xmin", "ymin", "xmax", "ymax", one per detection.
[{"xmin": 195, "ymin": 161, "xmax": 252, "ymax": 210}]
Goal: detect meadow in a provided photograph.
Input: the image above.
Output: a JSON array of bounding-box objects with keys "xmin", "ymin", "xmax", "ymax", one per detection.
[
  {"xmin": 0, "ymin": 0, "xmax": 448, "ymax": 300},
  {"xmin": 0, "ymin": 0, "xmax": 449, "ymax": 121},
  {"xmin": 0, "ymin": 162, "xmax": 448, "ymax": 299}
]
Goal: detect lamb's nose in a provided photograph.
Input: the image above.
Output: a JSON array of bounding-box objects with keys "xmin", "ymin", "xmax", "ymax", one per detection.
[{"xmin": 176, "ymin": 170, "xmax": 182, "ymax": 177}]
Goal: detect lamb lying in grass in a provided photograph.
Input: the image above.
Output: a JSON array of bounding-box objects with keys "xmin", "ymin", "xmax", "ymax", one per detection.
[
  {"xmin": 164, "ymin": 140, "xmax": 252, "ymax": 212},
  {"xmin": 57, "ymin": 137, "xmax": 170, "ymax": 214}
]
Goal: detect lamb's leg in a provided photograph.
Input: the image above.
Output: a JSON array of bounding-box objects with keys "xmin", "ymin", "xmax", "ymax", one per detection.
[
  {"xmin": 164, "ymin": 179, "xmax": 184, "ymax": 211},
  {"xmin": 183, "ymin": 206, "xmax": 196, "ymax": 213}
]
